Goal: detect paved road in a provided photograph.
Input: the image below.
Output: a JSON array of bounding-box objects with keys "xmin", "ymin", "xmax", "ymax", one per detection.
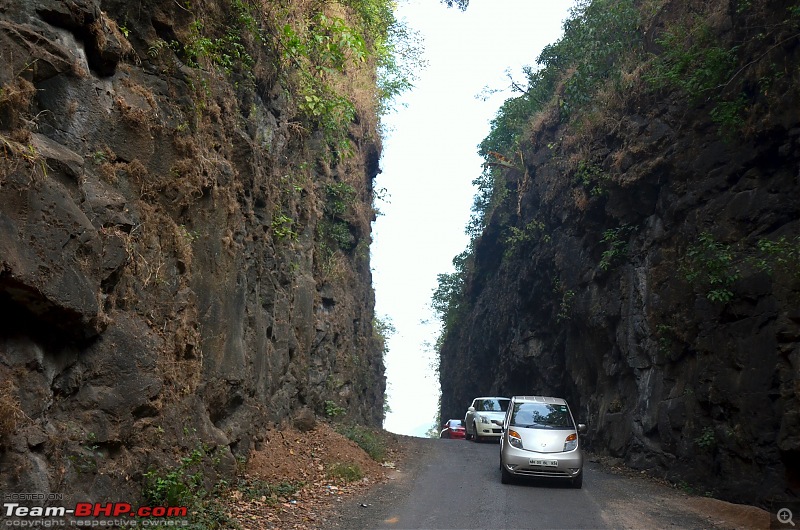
[{"xmin": 328, "ymin": 437, "xmax": 762, "ymax": 529}]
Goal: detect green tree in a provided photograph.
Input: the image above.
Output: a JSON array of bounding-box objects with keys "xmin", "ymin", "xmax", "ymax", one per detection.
[{"xmin": 441, "ymin": 0, "xmax": 469, "ymax": 10}]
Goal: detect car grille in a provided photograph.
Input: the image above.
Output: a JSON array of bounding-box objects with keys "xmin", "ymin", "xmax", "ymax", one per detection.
[{"xmin": 513, "ymin": 468, "xmax": 571, "ymax": 478}]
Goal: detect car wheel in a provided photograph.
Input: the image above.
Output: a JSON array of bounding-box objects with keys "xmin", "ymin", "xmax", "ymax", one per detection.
[
  {"xmin": 473, "ymin": 423, "xmax": 481, "ymax": 443},
  {"xmin": 572, "ymin": 471, "xmax": 583, "ymax": 489},
  {"xmin": 500, "ymin": 462, "xmax": 513, "ymax": 484}
]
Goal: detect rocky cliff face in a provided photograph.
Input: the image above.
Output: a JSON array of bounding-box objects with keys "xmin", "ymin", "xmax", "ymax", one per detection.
[
  {"xmin": 0, "ymin": 0, "xmax": 384, "ymax": 501},
  {"xmin": 440, "ymin": 0, "xmax": 799, "ymax": 505}
]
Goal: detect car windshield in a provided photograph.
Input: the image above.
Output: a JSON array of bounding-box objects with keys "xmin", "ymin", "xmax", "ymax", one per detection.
[
  {"xmin": 475, "ymin": 399, "xmax": 510, "ymax": 412},
  {"xmin": 510, "ymin": 403, "xmax": 574, "ymax": 429},
  {"xmin": 449, "ymin": 420, "xmax": 463, "ymax": 428}
]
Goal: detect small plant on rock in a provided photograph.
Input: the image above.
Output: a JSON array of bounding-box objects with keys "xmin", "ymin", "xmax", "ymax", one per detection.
[
  {"xmin": 599, "ymin": 224, "xmax": 632, "ymax": 271},
  {"xmin": 695, "ymin": 426, "xmax": 716, "ymax": 451},
  {"xmin": 681, "ymin": 232, "xmax": 740, "ymax": 303},
  {"xmin": 324, "ymin": 400, "xmax": 346, "ymax": 418}
]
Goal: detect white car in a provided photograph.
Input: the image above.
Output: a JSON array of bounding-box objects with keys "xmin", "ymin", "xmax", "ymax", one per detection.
[
  {"xmin": 499, "ymin": 395, "xmax": 586, "ymax": 487},
  {"xmin": 464, "ymin": 397, "xmax": 510, "ymax": 442}
]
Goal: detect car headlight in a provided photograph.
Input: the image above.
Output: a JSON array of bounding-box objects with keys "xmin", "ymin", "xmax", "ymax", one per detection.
[
  {"xmin": 564, "ymin": 433, "xmax": 578, "ymax": 452},
  {"xmin": 479, "ymin": 415, "xmax": 491, "ymax": 424},
  {"xmin": 508, "ymin": 430, "xmax": 523, "ymax": 449}
]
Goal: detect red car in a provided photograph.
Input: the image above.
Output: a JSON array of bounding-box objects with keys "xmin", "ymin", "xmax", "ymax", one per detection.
[{"xmin": 440, "ymin": 419, "xmax": 466, "ymax": 439}]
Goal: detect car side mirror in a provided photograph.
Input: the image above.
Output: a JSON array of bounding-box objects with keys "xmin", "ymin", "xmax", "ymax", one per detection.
[
  {"xmin": 578, "ymin": 423, "xmax": 587, "ymax": 434},
  {"xmin": 468, "ymin": 406, "xmax": 476, "ymax": 413}
]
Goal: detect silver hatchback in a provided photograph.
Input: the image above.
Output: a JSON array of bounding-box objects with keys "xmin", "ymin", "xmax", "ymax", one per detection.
[{"xmin": 499, "ymin": 396, "xmax": 586, "ymax": 488}]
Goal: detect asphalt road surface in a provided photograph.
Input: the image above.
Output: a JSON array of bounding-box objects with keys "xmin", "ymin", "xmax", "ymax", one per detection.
[{"xmin": 328, "ymin": 437, "xmax": 767, "ymax": 530}]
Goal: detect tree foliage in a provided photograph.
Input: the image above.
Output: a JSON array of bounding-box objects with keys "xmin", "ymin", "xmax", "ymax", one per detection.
[{"xmin": 441, "ymin": 0, "xmax": 469, "ymax": 11}]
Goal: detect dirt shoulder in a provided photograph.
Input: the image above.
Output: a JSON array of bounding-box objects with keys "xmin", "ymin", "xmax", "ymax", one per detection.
[
  {"xmin": 588, "ymin": 454, "xmax": 769, "ymax": 529},
  {"xmin": 222, "ymin": 421, "xmax": 413, "ymax": 529}
]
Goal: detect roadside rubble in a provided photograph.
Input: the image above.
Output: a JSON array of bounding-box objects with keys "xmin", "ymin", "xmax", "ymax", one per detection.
[{"xmin": 224, "ymin": 422, "xmax": 407, "ymax": 529}]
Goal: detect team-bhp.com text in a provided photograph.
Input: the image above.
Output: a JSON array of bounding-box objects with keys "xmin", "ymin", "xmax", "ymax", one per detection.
[{"xmin": 3, "ymin": 503, "xmax": 189, "ymax": 527}]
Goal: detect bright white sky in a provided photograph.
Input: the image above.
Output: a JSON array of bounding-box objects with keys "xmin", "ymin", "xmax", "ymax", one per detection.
[{"xmin": 372, "ymin": 0, "xmax": 576, "ymax": 437}]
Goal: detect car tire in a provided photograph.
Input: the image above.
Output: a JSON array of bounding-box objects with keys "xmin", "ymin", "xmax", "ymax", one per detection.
[
  {"xmin": 473, "ymin": 423, "xmax": 481, "ymax": 443},
  {"xmin": 500, "ymin": 462, "xmax": 513, "ymax": 484},
  {"xmin": 571, "ymin": 472, "xmax": 583, "ymax": 489}
]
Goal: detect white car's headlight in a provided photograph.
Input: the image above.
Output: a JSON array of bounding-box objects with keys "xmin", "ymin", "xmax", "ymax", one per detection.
[
  {"xmin": 564, "ymin": 433, "xmax": 578, "ymax": 452},
  {"xmin": 479, "ymin": 415, "xmax": 491, "ymax": 424},
  {"xmin": 508, "ymin": 430, "xmax": 523, "ymax": 449}
]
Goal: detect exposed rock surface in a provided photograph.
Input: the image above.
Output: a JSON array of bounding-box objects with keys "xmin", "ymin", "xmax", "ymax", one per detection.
[
  {"xmin": 439, "ymin": 0, "xmax": 799, "ymax": 506},
  {"xmin": 0, "ymin": 0, "xmax": 384, "ymax": 502}
]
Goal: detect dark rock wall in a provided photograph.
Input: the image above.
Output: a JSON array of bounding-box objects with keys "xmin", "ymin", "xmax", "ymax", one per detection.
[
  {"xmin": 0, "ymin": 0, "xmax": 384, "ymax": 501},
  {"xmin": 440, "ymin": 0, "xmax": 799, "ymax": 505}
]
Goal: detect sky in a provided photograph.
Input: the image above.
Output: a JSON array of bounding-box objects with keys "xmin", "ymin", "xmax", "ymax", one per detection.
[{"xmin": 372, "ymin": 0, "xmax": 576, "ymax": 437}]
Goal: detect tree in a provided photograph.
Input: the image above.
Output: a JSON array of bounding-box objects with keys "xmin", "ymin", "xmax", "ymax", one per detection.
[{"xmin": 441, "ymin": 0, "xmax": 469, "ymax": 10}]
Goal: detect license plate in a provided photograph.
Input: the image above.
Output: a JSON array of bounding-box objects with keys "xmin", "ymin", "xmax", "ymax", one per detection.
[{"xmin": 529, "ymin": 459, "xmax": 558, "ymax": 467}]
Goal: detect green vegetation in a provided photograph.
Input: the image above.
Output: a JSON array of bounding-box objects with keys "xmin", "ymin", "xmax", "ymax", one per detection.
[
  {"xmin": 372, "ymin": 315, "xmax": 395, "ymax": 357},
  {"xmin": 575, "ymin": 160, "xmax": 610, "ymax": 196},
  {"xmin": 682, "ymin": 232, "xmax": 740, "ymax": 303},
  {"xmin": 373, "ymin": 315, "xmax": 395, "ymax": 420},
  {"xmin": 326, "ymin": 182, "xmax": 357, "ymax": 216},
  {"xmin": 146, "ymin": 0, "xmax": 421, "ymax": 159},
  {"xmin": 272, "ymin": 0, "xmax": 422, "ymax": 155},
  {"xmin": 441, "ymin": 0, "xmax": 469, "ymax": 10},
  {"xmin": 142, "ymin": 445, "xmax": 237, "ymax": 529},
  {"xmin": 182, "ymin": 20, "xmax": 254, "ymax": 75},
  {"xmin": 646, "ymin": 3, "xmax": 800, "ymax": 136},
  {"xmin": 555, "ymin": 287, "xmax": 576, "ymax": 322},
  {"xmin": 335, "ymin": 424, "xmax": 387, "ymax": 462},
  {"xmin": 599, "ymin": 224, "xmax": 633, "ymax": 271},
  {"xmin": 753, "ymin": 236, "xmax": 800, "ymax": 277},
  {"xmin": 681, "ymin": 233, "xmax": 798, "ymax": 304},
  {"xmin": 477, "ymin": 0, "xmax": 641, "ymax": 162},
  {"xmin": 271, "ymin": 213, "xmax": 299, "ymax": 241},
  {"xmin": 646, "ymin": 20, "xmax": 745, "ymax": 134},
  {"xmin": 324, "ymin": 400, "xmax": 347, "ymax": 418},
  {"xmin": 504, "ymin": 219, "xmax": 551, "ymax": 258},
  {"xmin": 695, "ymin": 426, "xmax": 716, "ymax": 450},
  {"xmin": 318, "ymin": 219, "xmax": 354, "ymax": 251},
  {"xmin": 327, "ymin": 462, "xmax": 364, "ymax": 482},
  {"xmin": 142, "ymin": 445, "xmax": 304, "ymax": 529},
  {"xmin": 431, "ymin": 250, "xmax": 470, "ymax": 342},
  {"xmin": 647, "ymin": 22, "xmax": 739, "ymax": 103},
  {"xmin": 542, "ymin": 0, "xmax": 641, "ymax": 117},
  {"xmin": 317, "ymin": 182, "xmax": 358, "ymax": 253}
]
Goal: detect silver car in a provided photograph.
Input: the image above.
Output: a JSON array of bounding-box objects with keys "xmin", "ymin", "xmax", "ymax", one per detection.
[
  {"xmin": 499, "ymin": 396, "xmax": 586, "ymax": 488},
  {"xmin": 464, "ymin": 396, "xmax": 510, "ymax": 442}
]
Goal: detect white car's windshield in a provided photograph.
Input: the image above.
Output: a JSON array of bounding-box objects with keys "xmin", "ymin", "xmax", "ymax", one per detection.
[
  {"xmin": 474, "ymin": 399, "xmax": 510, "ymax": 412},
  {"xmin": 510, "ymin": 403, "xmax": 574, "ymax": 429}
]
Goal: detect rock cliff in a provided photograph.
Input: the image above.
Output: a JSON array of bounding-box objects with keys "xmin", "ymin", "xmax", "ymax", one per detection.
[
  {"xmin": 439, "ymin": 0, "xmax": 799, "ymax": 505},
  {"xmin": 0, "ymin": 0, "xmax": 385, "ymax": 501}
]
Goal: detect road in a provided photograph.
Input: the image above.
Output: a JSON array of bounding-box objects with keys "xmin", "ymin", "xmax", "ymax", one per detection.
[{"xmin": 327, "ymin": 437, "xmax": 768, "ymax": 529}]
